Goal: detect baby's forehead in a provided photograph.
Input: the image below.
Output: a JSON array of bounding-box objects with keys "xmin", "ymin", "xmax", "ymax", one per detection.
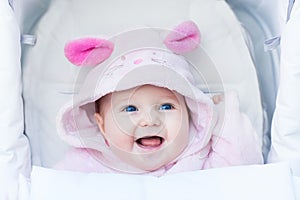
[
  {"xmin": 100, "ymin": 85, "xmax": 184, "ymax": 103},
  {"xmin": 114, "ymin": 85, "xmax": 180, "ymax": 98}
]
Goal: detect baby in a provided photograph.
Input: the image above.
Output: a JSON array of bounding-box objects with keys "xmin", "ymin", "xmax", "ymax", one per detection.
[{"xmin": 55, "ymin": 22, "xmax": 263, "ymax": 176}]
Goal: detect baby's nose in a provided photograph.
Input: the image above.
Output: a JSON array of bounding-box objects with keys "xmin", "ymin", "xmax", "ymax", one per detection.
[{"xmin": 138, "ymin": 109, "xmax": 162, "ymax": 127}]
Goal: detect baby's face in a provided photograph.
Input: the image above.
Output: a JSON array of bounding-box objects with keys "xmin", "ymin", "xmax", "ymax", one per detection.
[{"xmin": 95, "ymin": 84, "xmax": 189, "ymax": 171}]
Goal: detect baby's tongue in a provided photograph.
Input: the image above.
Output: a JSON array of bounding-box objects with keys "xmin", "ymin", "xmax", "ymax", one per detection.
[{"xmin": 138, "ymin": 136, "xmax": 162, "ymax": 147}]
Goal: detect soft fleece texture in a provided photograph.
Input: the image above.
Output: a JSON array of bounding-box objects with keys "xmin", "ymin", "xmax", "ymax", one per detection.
[
  {"xmin": 64, "ymin": 21, "xmax": 200, "ymax": 67},
  {"xmin": 55, "ymin": 47, "xmax": 263, "ymax": 175},
  {"xmin": 64, "ymin": 38, "xmax": 114, "ymax": 67},
  {"xmin": 163, "ymin": 20, "xmax": 200, "ymax": 54}
]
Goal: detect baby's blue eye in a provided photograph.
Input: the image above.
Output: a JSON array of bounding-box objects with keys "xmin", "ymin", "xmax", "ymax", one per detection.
[
  {"xmin": 160, "ymin": 104, "xmax": 173, "ymax": 110},
  {"xmin": 124, "ymin": 105, "xmax": 138, "ymax": 112}
]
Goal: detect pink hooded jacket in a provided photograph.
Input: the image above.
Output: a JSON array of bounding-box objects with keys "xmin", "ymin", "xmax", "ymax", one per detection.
[{"xmin": 55, "ymin": 21, "xmax": 263, "ymax": 176}]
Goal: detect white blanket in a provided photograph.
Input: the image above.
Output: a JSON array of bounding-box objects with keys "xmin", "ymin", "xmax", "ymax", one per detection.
[{"xmin": 22, "ymin": 163, "xmax": 297, "ymax": 200}]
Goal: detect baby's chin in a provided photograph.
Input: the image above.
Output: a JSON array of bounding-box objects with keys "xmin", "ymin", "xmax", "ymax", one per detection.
[
  {"xmin": 123, "ymin": 150, "xmax": 178, "ymax": 172},
  {"xmin": 129, "ymin": 159, "xmax": 168, "ymax": 172},
  {"xmin": 109, "ymin": 140, "xmax": 186, "ymax": 172}
]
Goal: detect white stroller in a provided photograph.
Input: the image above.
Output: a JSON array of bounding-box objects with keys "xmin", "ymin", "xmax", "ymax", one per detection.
[{"xmin": 1, "ymin": 0, "xmax": 300, "ymax": 199}]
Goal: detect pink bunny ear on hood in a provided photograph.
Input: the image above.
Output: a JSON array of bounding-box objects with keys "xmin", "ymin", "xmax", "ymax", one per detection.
[
  {"xmin": 164, "ymin": 21, "xmax": 201, "ymax": 54},
  {"xmin": 64, "ymin": 38, "xmax": 114, "ymax": 67}
]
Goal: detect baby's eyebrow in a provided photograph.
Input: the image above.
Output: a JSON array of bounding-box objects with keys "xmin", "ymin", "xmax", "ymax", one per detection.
[
  {"xmin": 158, "ymin": 94, "xmax": 178, "ymax": 100},
  {"xmin": 112, "ymin": 96, "xmax": 133, "ymax": 104},
  {"xmin": 118, "ymin": 96, "xmax": 132, "ymax": 102}
]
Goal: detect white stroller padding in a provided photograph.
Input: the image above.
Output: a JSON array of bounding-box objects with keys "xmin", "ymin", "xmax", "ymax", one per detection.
[
  {"xmin": 0, "ymin": 1, "xmax": 31, "ymax": 199},
  {"xmin": 21, "ymin": 0, "xmax": 263, "ymax": 167},
  {"xmin": 268, "ymin": 0, "xmax": 300, "ymax": 170}
]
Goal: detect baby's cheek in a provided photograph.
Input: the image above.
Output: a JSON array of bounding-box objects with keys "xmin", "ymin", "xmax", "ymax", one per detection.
[
  {"xmin": 103, "ymin": 120, "xmax": 134, "ymax": 152},
  {"xmin": 168, "ymin": 111, "xmax": 188, "ymax": 134},
  {"xmin": 165, "ymin": 124, "xmax": 186, "ymax": 144},
  {"xmin": 109, "ymin": 132, "xmax": 134, "ymax": 152},
  {"xmin": 173, "ymin": 115, "xmax": 189, "ymax": 149},
  {"xmin": 112, "ymin": 115, "xmax": 137, "ymax": 135},
  {"xmin": 104, "ymin": 122, "xmax": 135, "ymax": 162}
]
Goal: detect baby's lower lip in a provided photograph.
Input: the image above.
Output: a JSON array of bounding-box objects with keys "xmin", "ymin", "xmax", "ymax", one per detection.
[{"xmin": 136, "ymin": 136, "xmax": 164, "ymax": 150}]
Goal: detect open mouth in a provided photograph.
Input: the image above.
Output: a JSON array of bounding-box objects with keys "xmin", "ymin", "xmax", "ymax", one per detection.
[{"xmin": 136, "ymin": 136, "xmax": 165, "ymax": 149}]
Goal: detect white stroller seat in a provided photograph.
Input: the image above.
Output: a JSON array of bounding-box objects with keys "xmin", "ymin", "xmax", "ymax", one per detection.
[{"xmin": 20, "ymin": 0, "xmax": 263, "ymax": 167}]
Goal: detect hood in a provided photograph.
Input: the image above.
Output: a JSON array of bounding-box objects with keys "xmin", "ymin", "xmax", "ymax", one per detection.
[{"xmin": 56, "ymin": 23, "xmax": 221, "ymax": 173}]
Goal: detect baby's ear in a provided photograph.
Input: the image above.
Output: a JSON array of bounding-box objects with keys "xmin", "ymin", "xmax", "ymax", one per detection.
[
  {"xmin": 94, "ymin": 113, "xmax": 110, "ymax": 147},
  {"xmin": 164, "ymin": 21, "xmax": 201, "ymax": 54},
  {"xmin": 64, "ymin": 37, "xmax": 114, "ymax": 67},
  {"xmin": 94, "ymin": 113, "xmax": 105, "ymax": 133}
]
